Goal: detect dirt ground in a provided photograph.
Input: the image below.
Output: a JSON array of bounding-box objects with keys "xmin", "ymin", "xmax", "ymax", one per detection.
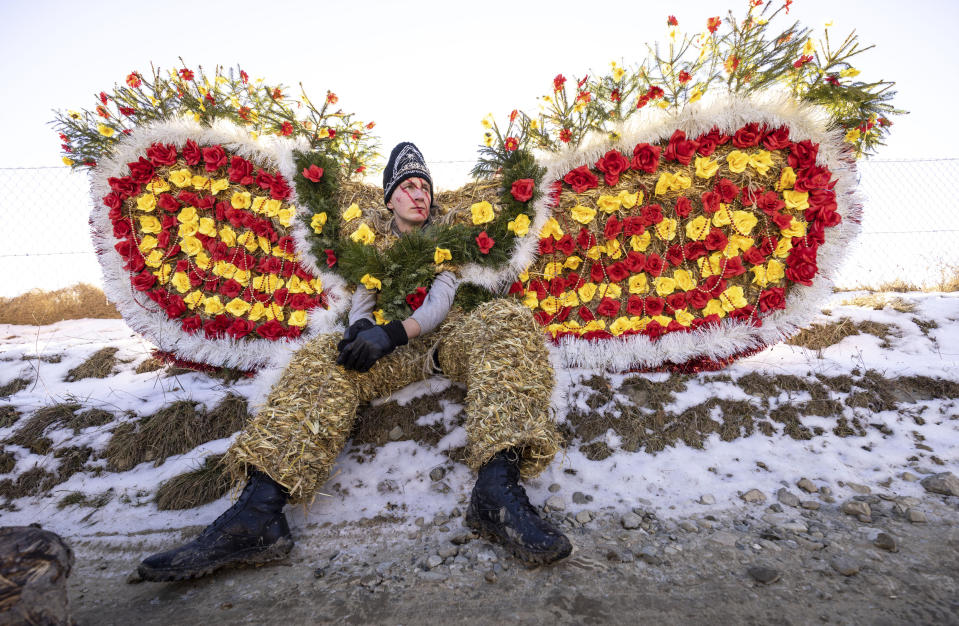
[{"xmin": 65, "ymin": 491, "xmax": 959, "ymax": 625}]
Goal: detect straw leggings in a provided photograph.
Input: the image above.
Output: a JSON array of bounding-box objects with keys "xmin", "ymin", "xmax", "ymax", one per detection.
[{"xmin": 226, "ymin": 299, "xmax": 559, "ymax": 503}]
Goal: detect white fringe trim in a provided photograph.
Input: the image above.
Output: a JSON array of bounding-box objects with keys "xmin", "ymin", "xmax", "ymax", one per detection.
[{"xmin": 89, "ymin": 117, "xmax": 349, "ymax": 370}]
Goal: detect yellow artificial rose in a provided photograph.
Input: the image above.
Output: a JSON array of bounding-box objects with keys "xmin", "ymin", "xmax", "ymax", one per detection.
[
  {"xmin": 219, "ymin": 225, "xmax": 236, "ymax": 247},
  {"xmin": 213, "ymin": 261, "xmax": 237, "ymax": 279},
  {"xmin": 209, "ymin": 178, "xmax": 230, "ymax": 195},
  {"xmin": 628, "ymin": 273, "xmax": 649, "ymax": 294},
  {"xmin": 731, "ymin": 211, "xmax": 758, "ymax": 235},
  {"xmin": 522, "ymin": 290, "xmax": 539, "ymax": 309},
  {"xmin": 248, "ymin": 302, "xmax": 267, "ymax": 321},
  {"xmin": 153, "ymin": 264, "xmax": 172, "ymax": 285},
  {"xmin": 630, "ymin": 232, "xmax": 651, "ymax": 252},
  {"xmin": 198, "ymin": 217, "xmax": 217, "ymax": 237},
  {"xmin": 597, "ymin": 195, "xmax": 621, "ymax": 214},
  {"xmin": 195, "ymin": 251, "xmax": 211, "ymax": 270},
  {"xmin": 434, "ymin": 247, "xmax": 452, "ymax": 264},
  {"xmin": 698, "ymin": 253, "xmax": 722, "ymax": 277},
  {"xmin": 543, "ymin": 262, "xmax": 564, "ymax": 279},
  {"xmin": 766, "ymin": 259, "xmax": 785, "ymax": 283},
  {"xmin": 258, "ymin": 236, "xmax": 272, "ymax": 254},
  {"xmin": 654, "ymin": 276, "xmax": 676, "ymax": 296},
  {"xmin": 654, "ymin": 171, "xmax": 692, "ymax": 195},
  {"xmin": 177, "ymin": 221, "xmax": 198, "ymax": 237},
  {"xmin": 373, "ymin": 310, "xmax": 388, "ymax": 325},
  {"xmin": 597, "ymin": 283, "xmax": 622, "ymax": 299},
  {"xmin": 586, "ymin": 245, "xmax": 604, "ymax": 261},
  {"xmin": 310, "ymin": 212, "xmax": 328, "ymax": 235},
  {"xmin": 253, "ymin": 274, "xmax": 282, "ymax": 292},
  {"xmin": 583, "ymin": 319, "xmax": 607, "ymax": 332},
  {"xmin": 685, "ymin": 216, "xmax": 710, "ymax": 240},
  {"xmin": 138, "ymin": 215, "xmax": 162, "ymax": 234},
  {"xmin": 237, "ymin": 231, "xmax": 258, "ymax": 252},
  {"xmin": 234, "ymin": 270, "xmax": 251, "ymax": 287},
  {"xmin": 751, "ymin": 264, "xmax": 768, "ymax": 287},
  {"xmin": 605, "ymin": 239, "xmax": 623, "ymax": 259},
  {"xmin": 62, "ymin": 157, "xmax": 74, "ymax": 166},
  {"xmin": 226, "ymin": 298, "xmax": 251, "ymax": 317},
  {"xmin": 136, "ymin": 193, "xmax": 157, "ymax": 212},
  {"xmin": 780, "ymin": 217, "xmax": 807, "ymax": 238},
  {"xmin": 618, "ymin": 190, "xmax": 641, "ymax": 208},
  {"xmin": 267, "ymin": 303, "xmax": 285, "ymax": 323},
  {"xmin": 570, "ymin": 205, "xmax": 597, "ymax": 225},
  {"xmin": 726, "ymin": 150, "xmax": 749, "ymax": 173},
  {"xmin": 774, "ymin": 237, "xmax": 793, "ymax": 258},
  {"xmin": 470, "ymin": 201, "xmax": 495, "ymax": 225},
  {"xmin": 287, "ymin": 275, "xmax": 309, "ymax": 294},
  {"xmin": 263, "ymin": 199, "xmax": 283, "ymax": 217},
  {"xmin": 342, "ymin": 203, "xmax": 362, "ymax": 222},
  {"xmin": 564, "ymin": 256, "xmax": 583, "ymax": 270},
  {"xmin": 720, "ymin": 286, "xmax": 747, "ymax": 312},
  {"xmin": 712, "ymin": 205, "xmax": 732, "ymax": 227},
  {"xmin": 231, "ymin": 191, "xmax": 252, "ymax": 210},
  {"xmin": 169, "ymin": 169, "xmax": 193, "ymax": 188},
  {"xmin": 171, "ymin": 271, "xmax": 192, "ymax": 293},
  {"xmin": 560, "ymin": 291, "xmax": 580, "ymax": 308},
  {"xmin": 144, "ymin": 249, "xmax": 164, "ymax": 268},
  {"xmin": 749, "ymin": 150, "xmax": 774, "ymax": 175},
  {"xmin": 655, "ymin": 217, "xmax": 677, "ymax": 241},
  {"xmin": 177, "ymin": 206, "xmax": 198, "ymax": 224},
  {"xmin": 702, "ymin": 299, "xmax": 726, "ymax": 317},
  {"xmin": 507, "ymin": 213, "xmax": 531, "ymax": 237},
  {"xmin": 540, "ymin": 217, "xmax": 564, "ymax": 240},
  {"xmin": 184, "ymin": 291, "xmax": 204, "ymax": 309},
  {"xmin": 191, "ymin": 175, "xmax": 210, "ymax": 190},
  {"xmin": 138, "ymin": 235, "xmax": 158, "ymax": 253},
  {"xmin": 350, "ymin": 223, "xmax": 376, "ymax": 245},
  {"xmin": 782, "ymin": 190, "xmax": 809, "ymax": 211},
  {"xmin": 145, "ymin": 179, "xmax": 170, "ymax": 194},
  {"xmin": 277, "ymin": 208, "xmax": 294, "ymax": 227},
  {"xmin": 695, "ymin": 156, "xmax": 719, "ymax": 178},
  {"xmin": 652, "ymin": 314, "xmax": 672, "ymax": 328},
  {"xmin": 577, "ymin": 282, "xmax": 597, "ymax": 303},
  {"xmin": 669, "ymin": 271, "xmax": 693, "ymax": 294},
  {"xmin": 610, "ymin": 317, "xmax": 632, "ymax": 336},
  {"xmin": 288, "ymin": 310, "xmax": 308, "ymax": 327},
  {"xmin": 203, "ymin": 295, "xmax": 225, "ymax": 316},
  {"xmin": 540, "ymin": 296, "xmax": 560, "ymax": 315},
  {"xmin": 360, "ymin": 273, "xmax": 382, "ymax": 290},
  {"xmin": 311, "ymin": 277, "xmax": 323, "ymax": 293},
  {"xmin": 675, "ymin": 309, "xmax": 694, "ymax": 327},
  {"xmin": 778, "ymin": 167, "xmax": 797, "ymax": 190}
]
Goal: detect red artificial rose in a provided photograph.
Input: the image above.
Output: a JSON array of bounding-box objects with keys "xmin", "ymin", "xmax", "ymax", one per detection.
[
  {"xmin": 595, "ymin": 150, "xmax": 631, "ymax": 186},
  {"xmin": 510, "ymin": 178, "xmax": 535, "ymax": 203},
  {"xmin": 107, "ymin": 207, "xmax": 122, "ymax": 222},
  {"xmin": 533, "ymin": 311, "xmax": 554, "ymax": 326},
  {"xmin": 626, "ymin": 295, "xmax": 644, "ymax": 316},
  {"xmin": 251, "ymin": 220, "xmax": 277, "ymax": 242},
  {"xmin": 476, "ymin": 231, "xmax": 495, "ymax": 254},
  {"xmin": 696, "ymin": 127, "xmax": 730, "ymax": 156},
  {"xmin": 508, "ymin": 281, "xmax": 524, "ymax": 295},
  {"xmin": 603, "ymin": 215, "xmax": 623, "ymax": 240},
  {"xmin": 644, "ymin": 320, "xmax": 665, "ymax": 339},
  {"xmin": 808, "ymin": 188, "xmax": 837, "ymax": 209},
  {"xmin": 645, "ymin": 253, "xmax": 665, "ymax": 277},
  {"xmin": 181, "ymin": 315, "xmax": 202, "ymax": 334},
  {"xmin": 300, "ymin": 164, "xmax": 324, "ymax": 183},
  {"xmin": 223, "ymin": 156, "xmax": 252, "ymax": 185},
  {"xmin": 785, "ymin": 244, "xmax": 818, "ymax": 285},
  {"xmin": 794, "ymin": 165, "xmax": 832, "ymax": 192},
  {"xmin": 589, "ymin": 263, "xmax": 606, "ymax": 284},
  {"xmin": 666, "ymin": 245, "xmax": 685, "ymax": 267},
  {"xmin": 276, "ymin": 236, "xmax": 296, "ymax": 255},
  {"xmin": 114, "ymin": 239, "xmax": 137, "ymax": 259},
  {"xmin": 555, "ymin": 306, "xmax": 572, "ymax": 323},
  {"xmin": 701, "ymin": 191, "xmax": 721, "ymax": 214},
  {"xmin": 157, "ymin": 230, "xmax": 171, "ymax": 248},
  {"xmin": 713, "ymin": 178, "xmax": 740, "ymax": 203},
  {"xmin": 607, "ymin": 262, "xmax": 629, "ymax": 282},
  {"xmin": 175, "ymin": 259, "xmax": 189, "ymax": 272},
  {"xmin": 548, "ymin": 278, "xmax": 565, "ymax": 297},
  {"xmin": 674, "ymin": 196, "xmax": 692, "ymax": 217},
  {"xmin": 687, "ymin": 289, "xmax": 710, "ymax": 309},
  {"xmin": 758, "ymin": 237, "xmax": 776, "ymax": 256},
  {"xmin": 704, "ymin": 228, "xmax": 728, "ymax": 251},
  {"xmin": 565, "ymin": 273, "xmax": 583, "ymax": 290},
  {"xmin": 165, "ymin": 295, "xmax": 186, "ymax": 319},
  {"xmin": 227, "ymin": 319, "xmax": 255, "ymax": 340},
  {"xmin": 219, "ymin": 279, "xmax": 242, "ymax": 298},
  {"xmin": 204, "ymin": 316, "xmax": 232, "ymax": 339},
  {"xmin": 147, "ymin": 143, "xmax": 178, "ymax": 167},
  {"xmin": 740, "ymin": 186, "xmax": 758, "ymax": 206},
  {"xmin": 666, "ymin": 292, "xmax": 687, "ymax": 311},
  {"xmin": 806, "ymin": 206, "xmax": 842, "ymax": 227},
  {"xmin": 728, "ymin": 306, "xmax": 756, "ymax": 323},
  {"xmin": 103, "ymin": 192, "xmax": 123, "ymax": 210},
  {"xmin": 623, "ymin": 216, "xmax": 645, "ymax": 236},
  {"xmin": 645, "ymin": 296, "xmax": 665, "ymax": 316},
  {"xmin": 202, "ymin": 145, "xmax": 227, "ymax": 172},
  {"xmin": 663, "ymin": 129, "xmax": 698, "ymax": 165},
  {"xmin": 529, "ymin": 280, "xmax": 547, "ymax": 300},
  {"xmin": 196, "ymin": 195, "xmax": 216, "ymax": 211},
  {"xmin": 269, "ymin": 175, "xmax": 292, "ymax": 201},
  {"xmin": 758, "ymin": 287, "xmax": 786, "ymax": 312},
  {"xmin": 256, "ymin": 320, "xmax": 286, "ymax": 340},
  {"xmin": 624, "ymin": 251, "xmax": 646, "ymax": 273},
  {"xmin": 556, "ymin": 234, "xmax": 575, "ymax": 255},
  {"xmin": 108, "ymin": 176, "xmax": 140, "ymax": 199},
  {"xmin": 597, "ymin": 297, "xmax": 621, "ymax": 317},
  {"xmin": 405, "ymin": 287, "xmax": 427, "ymax": 311},
  {"xmin": 113, "ymin": 219, "xmax": 132, "ymax": 239},
  {"xmin": 772, "ymin": 212, "xmax": 793, "ymax": 230},
  {"xmin": 762, "ymin": 125, "xmax": 791, "ymax": 151},
  {"xmin": 631, "ymin": 143, "xmax": 661, "ymax": 173},
  {"xmin": 808, "ymin": 220, "xmax": 828, "ymax": 244},
  {"xmin": 721, "ymin": 256, "xmax": 746, "ymax": 278},
  {"xmin": 539, "ymin": 238, "xmax": 555, "ymax": 255},
  {"xmin": 132, "ymin": 271, "xmax": 156, "ymax": 291},
  {"xmin": 666, "ymin": 320, "xmax": 686, "ymax": 333},
  {"xmin": 743, "ymin": 246, "xmax": 766, "ymax": 265},
  {"xmin": 640, "ymin": 204, "xmax": 664, "ymax": 226},
  {"xmin": 182, "ymin": 140, "xmax": 202, "ymax": 166},
  {"xmin": 788, "ymin": 139, "xmax": 819, "ymax": 170},
  {"xmin": 177, "ymin": 191, "xmax": 199, "ymax": 206},
  {"xmin": 732, "ymin": 123, "xmax": 761, "ymax": 149},
  {"xmin": 701, "ymin": 275, "xmax": 727, "ymax": 296},
  {"xmin": 756, "ymin": 191, "xmax": 785, "ymax": 215},
  {"xmin": 563, "ymin": 166, "xmax": 599, "ymax": 193},
  {"xmin": 576, "ymin": 228, "xmax": 597, "ymax": 251},
  {"xmin": 156, "ymin": 193, "xmax": 179, "ymax": 212},
  {"xmin": 285, "ymin": 326, "xmax": 303, "ymax": 340}
]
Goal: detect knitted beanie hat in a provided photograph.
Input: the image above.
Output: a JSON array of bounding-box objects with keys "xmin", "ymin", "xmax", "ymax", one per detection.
[{"xmin": 382, "ymin": 142, "xmax": 433, "ymax": 207}]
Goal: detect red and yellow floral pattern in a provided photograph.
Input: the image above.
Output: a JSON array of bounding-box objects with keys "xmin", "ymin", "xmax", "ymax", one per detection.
[
  {"xmin": 512, "ymin": 123, "xmax": 842, "ymax": 342},
  {"xmin": 104, "ymin": 141, "xmax": 327, "ymax": 341}
]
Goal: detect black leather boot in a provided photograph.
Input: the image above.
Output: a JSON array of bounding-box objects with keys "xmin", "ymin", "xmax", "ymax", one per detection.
[
  {"xmin": 466, "ymin": 450, "xmax": 572, "ymax": 565},
  {"xmin": 138, "ymin": 470, "xmax": 293, "ymax": 581}
]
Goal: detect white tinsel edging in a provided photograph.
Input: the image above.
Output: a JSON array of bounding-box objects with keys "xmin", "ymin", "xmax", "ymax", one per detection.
[
  {"xmin": 528, "ymin": 94, "xmax": 862, "ymax": 372},
  {"xmin": 89, "ymin": 117, "xmax": 350, "ymax": 371}
]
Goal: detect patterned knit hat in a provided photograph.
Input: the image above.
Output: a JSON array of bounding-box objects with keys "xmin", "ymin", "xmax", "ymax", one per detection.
[{"xmin": 383, "ymin": 142, "xmax": 433, "ymax": 207}]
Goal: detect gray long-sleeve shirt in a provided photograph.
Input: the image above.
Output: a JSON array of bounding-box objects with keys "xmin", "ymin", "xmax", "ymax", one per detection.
[{"xmin": 348, "ymin": 271, "xmax": 460, "ymax": 336}]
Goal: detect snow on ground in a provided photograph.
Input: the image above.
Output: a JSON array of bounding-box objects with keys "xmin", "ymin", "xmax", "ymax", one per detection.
[{"xmin": 0, "ymin": 292, "xmax": 957, "ymax": 540}]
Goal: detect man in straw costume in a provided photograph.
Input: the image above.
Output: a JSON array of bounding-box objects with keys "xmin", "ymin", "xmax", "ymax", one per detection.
[{"xmin": 138, "ymin": 142, "xmax": 571, "ymax": 581}]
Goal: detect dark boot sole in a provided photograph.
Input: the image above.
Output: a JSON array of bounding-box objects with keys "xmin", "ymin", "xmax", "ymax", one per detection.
[
  {"xmin": 137, "ymin": 535, "xmax": 294, "ymax": 582},
  {"xmin": 465, "ymin": 503, "xmax": 573, "ymax": 566}
]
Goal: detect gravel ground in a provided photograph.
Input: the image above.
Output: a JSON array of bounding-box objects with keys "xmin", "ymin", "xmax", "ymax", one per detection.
[{"xmin": 67, "ymin": 479, "xmax": 959, "ymax": 625}]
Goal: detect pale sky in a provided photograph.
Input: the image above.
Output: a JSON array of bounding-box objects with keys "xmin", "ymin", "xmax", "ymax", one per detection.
[{"xmin": 2, "ymin": 0, "xmax": 957, "ymax": 185}]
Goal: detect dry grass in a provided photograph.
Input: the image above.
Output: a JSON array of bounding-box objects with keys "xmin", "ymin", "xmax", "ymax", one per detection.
[
  {"xmin": 841, "ymin": 294, "xmax": 916, "ymax": 313},
  {"xmin": 937, "ymin": 266, "xmax": 959, "ymax": 292},
  {"xmin": 56, "ymin": 490, "xmax": 112, "ymax": 510},
  {"xmin": 4, "ymin": 403, "xmax": 79, "ymax": 455},
  {"xmin": 66, "ymin": 409, "xmax": 114, "ymax": 432},
  {"xmin": 0, "ymin": 283, "xmax": 120, "ymax": 326},
  {"xmin": 0, "ymin": 451, "xmax": 14, "ymax": 474},
  {"xmin": 105, "ymin": 395, "xmax": 249, "ymax": 471},
  {"xmin": 155, "ymin": 454, "xmax": 230, "ymax": 510},
  {"xmin": 0, "ymin": 378, "xmax": 31, "ymax": 399},
  {"xmin": 64, "ymin": 347, "xmax": 118, "ymax": 382},
  {"xmin": 351, "ymin": 386, "xmax": 467, "ymax": 449},
  {"xmin": 135, "ymin": 358, "xmax": 165, "ymax": 374},
  {"xmin": 787, "ymin": 318, "xmax": 897, "ymax": 351},
  {"xmin": 0, "ymin": 406, "xmax": 21, "ymax": 428},
  {"xmin": 0, "ymin": 467, "xmax": 56, "ymax": 499}
]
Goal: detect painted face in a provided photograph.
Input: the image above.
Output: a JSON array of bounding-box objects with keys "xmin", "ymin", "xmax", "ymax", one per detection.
[{"xmin": 387, "ymin": 177, "xmax": 432, "ymax": 232}]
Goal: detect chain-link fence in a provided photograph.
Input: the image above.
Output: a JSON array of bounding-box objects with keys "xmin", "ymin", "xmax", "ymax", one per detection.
[{"xmin": 1, "ymin": 159, "xmax": 957, "ymax": 298}]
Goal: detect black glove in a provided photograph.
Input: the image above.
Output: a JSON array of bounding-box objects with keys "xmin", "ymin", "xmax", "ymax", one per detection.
[
  {"xmin": 336, "ymin": 320, "xmax": 408, "ymax": 372},
  {"xmin": 337, "ymin": 318, "xmax": 375, "ymax": 352}
]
